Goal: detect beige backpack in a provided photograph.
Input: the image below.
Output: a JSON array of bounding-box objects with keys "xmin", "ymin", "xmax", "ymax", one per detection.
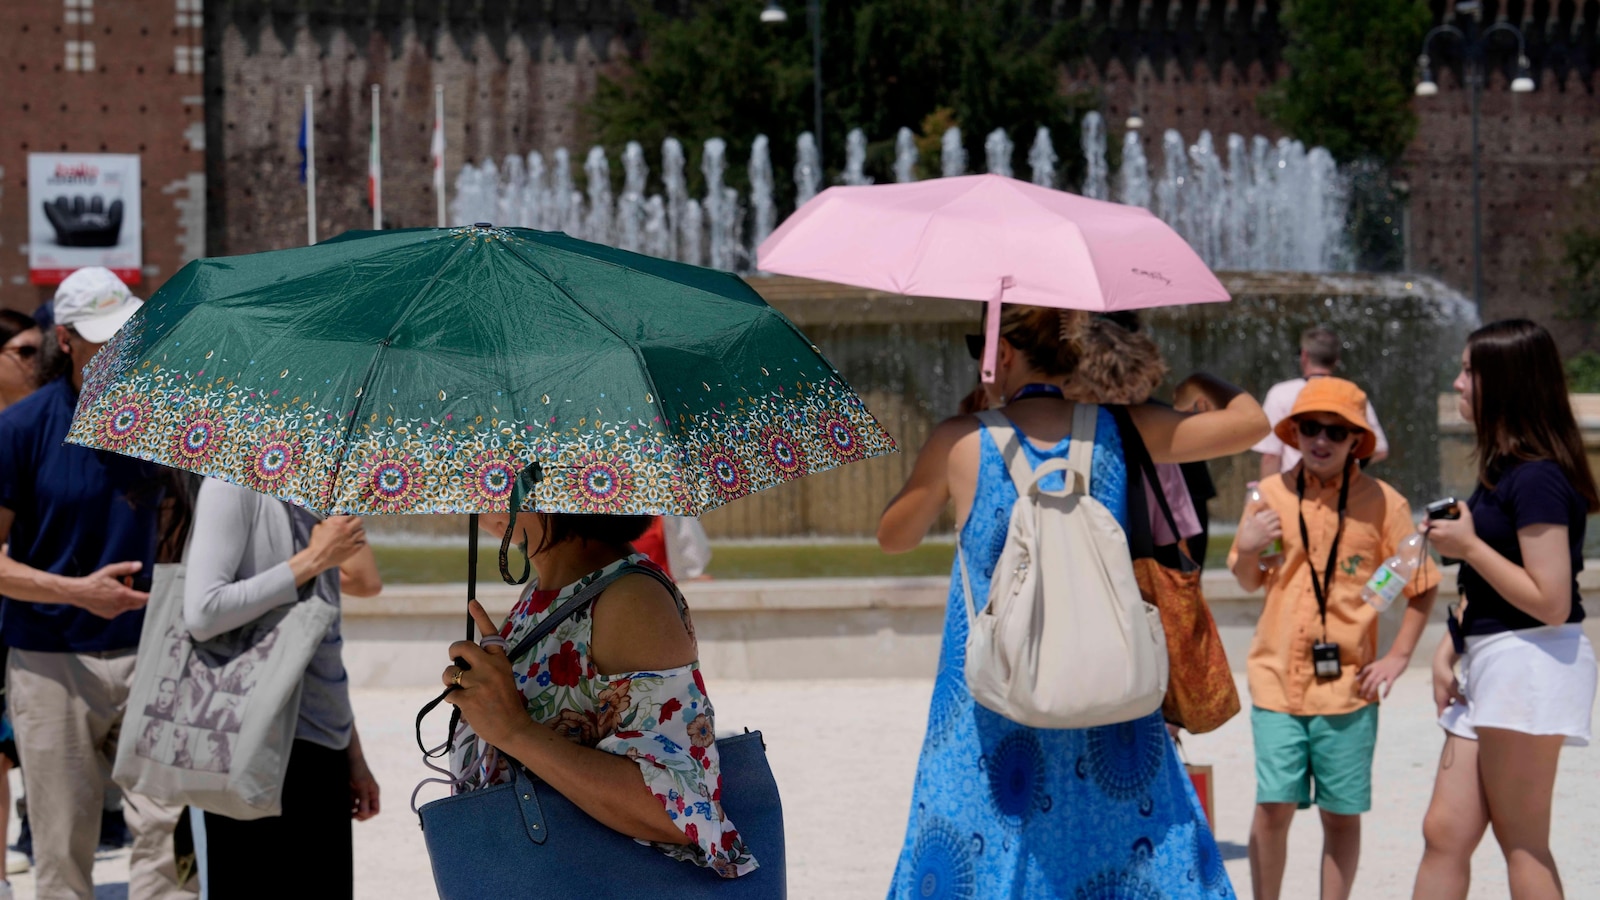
[{"xmin": 957, "ymin": 403, "xmax": 1168, "ymax": 729}]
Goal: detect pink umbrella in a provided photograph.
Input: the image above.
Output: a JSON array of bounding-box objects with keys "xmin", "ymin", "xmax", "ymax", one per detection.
[{"xmin": 757, "ymin": 174, "xmax": 1229, "ymax": 383}]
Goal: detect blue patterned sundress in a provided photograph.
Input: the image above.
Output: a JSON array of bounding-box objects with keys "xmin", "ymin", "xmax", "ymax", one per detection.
[{"xmin": 889, "ymin": 407, "xmax": 1235, "ymax": 899}]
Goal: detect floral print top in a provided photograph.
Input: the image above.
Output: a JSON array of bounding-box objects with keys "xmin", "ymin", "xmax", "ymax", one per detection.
[{"xmin": 449, "ymin": 554, "xmax": 758, "ymax": 877}]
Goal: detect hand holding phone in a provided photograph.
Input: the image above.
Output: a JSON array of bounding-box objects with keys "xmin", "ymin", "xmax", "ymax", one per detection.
[{"xmin": 1426, "ymin": 497, "xmax": 1461, "ymax": 521}]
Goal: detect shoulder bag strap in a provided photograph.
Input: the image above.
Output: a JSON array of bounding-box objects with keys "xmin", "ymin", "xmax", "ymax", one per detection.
[
  {"xmin": 417, "ymin": 559, "xmax": 660, "ymax": 763},
  {"xmin": 1108, "ymin": 404, "xmax": 1199, "ymax": 572}
]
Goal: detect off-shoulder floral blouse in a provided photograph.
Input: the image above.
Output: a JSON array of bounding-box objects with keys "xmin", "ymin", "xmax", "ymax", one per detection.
[{"xmin": 450, "ymin": 554, "xmax": 758, "ymax": 877}]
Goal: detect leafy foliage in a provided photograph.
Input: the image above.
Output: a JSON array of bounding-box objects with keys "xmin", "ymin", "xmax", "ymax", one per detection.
[
  {"xmin": 585, "ymin": 0, "xmax": 1093, "ymax": 206},
  {"xmin": 1561, "ymin": 212, "xmax": 1600, "ymax": 337},
  {"xmin": 1260, "ymin": 0, "xmax": 1431, "ymax": 166},
  {"xmin": 1566, "ymin": 352, "xmax": 1600, "ymax": 394}
]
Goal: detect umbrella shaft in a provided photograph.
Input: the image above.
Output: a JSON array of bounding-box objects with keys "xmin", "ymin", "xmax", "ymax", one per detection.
[{"xmin": 466, "ymin": 513, "xmax": 479, "ymax": 641}]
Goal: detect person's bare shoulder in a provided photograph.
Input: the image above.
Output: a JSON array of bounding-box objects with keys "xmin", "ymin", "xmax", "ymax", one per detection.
[{"xmin": 590, "ymin": 572, "xmax": 697, "ymax": 674}]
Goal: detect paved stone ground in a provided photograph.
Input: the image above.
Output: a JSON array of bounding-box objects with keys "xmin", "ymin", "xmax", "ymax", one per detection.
[{"xmin": 14, "ymin": 675, "xmax": 1600, "ymax": 899}]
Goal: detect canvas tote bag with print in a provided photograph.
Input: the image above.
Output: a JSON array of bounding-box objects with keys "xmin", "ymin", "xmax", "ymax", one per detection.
[
  {"xmin": 114, "ymin": 504, "xmax": 339, "ymax": 821},
  {"xmin": 958, "ymin": 403, "xmax": 1168, "ymax": 729}
]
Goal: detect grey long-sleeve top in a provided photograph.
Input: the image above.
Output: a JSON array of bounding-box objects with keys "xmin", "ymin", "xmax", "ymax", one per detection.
[{"xmin": 183, "ymin": 478, "xmax": 352, "ymax": 751}]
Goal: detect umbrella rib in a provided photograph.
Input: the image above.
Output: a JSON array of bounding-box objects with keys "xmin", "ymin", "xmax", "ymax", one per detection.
[
  {"xmin": 322, "ymin": 236, "xmax": 476, "ymax": 511},
  {"xmin": 494, "ymin": 238, "xmax": 686, "ymax": 504}
]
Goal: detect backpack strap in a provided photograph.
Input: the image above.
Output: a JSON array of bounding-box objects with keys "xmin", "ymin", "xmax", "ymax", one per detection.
[
  {"xmin": 975, "ymin": 410, "xmax": 1037, "ymax": 494},
  {"xmin": 1065, "ymin": 402, "xmax": 1098, "ymax": 494}
]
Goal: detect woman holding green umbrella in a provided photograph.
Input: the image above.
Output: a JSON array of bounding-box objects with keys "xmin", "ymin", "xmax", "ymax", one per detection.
[
  {"xmin": 439, "ymin": 509, "xmax": 756, "ymax": 875},
  {"xmin": 66, "ymin": 223, "xmax": 891, "ymax": 892}
]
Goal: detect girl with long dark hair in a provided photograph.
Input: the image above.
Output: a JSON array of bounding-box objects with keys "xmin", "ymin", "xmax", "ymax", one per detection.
[{"xmin": 1414, "ymin": 320, "xmax": 1599, "ymax": 899}]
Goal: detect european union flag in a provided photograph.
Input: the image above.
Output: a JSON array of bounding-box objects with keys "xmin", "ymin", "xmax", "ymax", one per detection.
[{"xmin": 297, "ymin": 108, "xmax": 308, "ymax": 184}]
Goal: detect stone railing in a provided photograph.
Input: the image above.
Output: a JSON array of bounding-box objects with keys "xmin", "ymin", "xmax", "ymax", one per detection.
[{"xmin": 341, "ymin": 563, "xmax": 1600, "ymax": 686}]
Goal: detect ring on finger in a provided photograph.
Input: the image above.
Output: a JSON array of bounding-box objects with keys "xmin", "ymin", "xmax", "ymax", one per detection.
[{"xmin": 447, "ymin": 665, "xmax": 463, "ymax": 687}]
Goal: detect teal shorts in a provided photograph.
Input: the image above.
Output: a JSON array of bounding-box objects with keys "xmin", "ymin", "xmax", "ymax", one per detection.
[{"xmin": 1251, "ymin": 704, "xmax": 1378, "ymax": 816}]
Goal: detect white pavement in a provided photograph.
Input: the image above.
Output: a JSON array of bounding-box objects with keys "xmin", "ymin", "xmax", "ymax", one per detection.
[{"xmin": 16, "ymin": 675, "xmax": 1600, "ymax": 899}]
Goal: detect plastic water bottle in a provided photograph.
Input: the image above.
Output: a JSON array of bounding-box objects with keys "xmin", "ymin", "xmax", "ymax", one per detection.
[
  {"xmin": 1363, "ymin": 532, "xmax": 1426, "ymax": 611},
  {"xmin": 1247, "ymin": 481, "xmax": 1283, "ymax": 569}
]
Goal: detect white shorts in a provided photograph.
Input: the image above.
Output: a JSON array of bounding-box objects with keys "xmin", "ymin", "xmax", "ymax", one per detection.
[{"xmin": 1439, "ymin": 623, "xmax": 1598, "ymax": 747}]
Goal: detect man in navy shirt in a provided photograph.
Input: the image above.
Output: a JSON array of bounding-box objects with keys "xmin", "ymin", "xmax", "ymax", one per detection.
[{"xmin": 0, "ymin": 268, "xmax": 193, "ymax": 899}]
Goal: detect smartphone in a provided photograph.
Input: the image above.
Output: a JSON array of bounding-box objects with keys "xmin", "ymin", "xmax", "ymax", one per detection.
[{"xmin": 1426, "ymin": 497, "xmax": 1461, "ymax": 521}]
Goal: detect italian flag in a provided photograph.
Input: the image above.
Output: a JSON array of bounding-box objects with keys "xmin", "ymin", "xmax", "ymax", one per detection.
[{"xmin": 368, "ymin": 114, "xmax": 381, "ymax": 212}]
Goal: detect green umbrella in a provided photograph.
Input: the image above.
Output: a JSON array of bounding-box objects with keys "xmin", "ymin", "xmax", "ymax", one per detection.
[{"xmin": 66, "ymin": 224, "xmax": 894, "ymax": 590}]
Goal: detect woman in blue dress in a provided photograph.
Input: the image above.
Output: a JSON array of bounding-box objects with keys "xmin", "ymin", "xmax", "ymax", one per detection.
[{"xmin": 878, "ymin": 305, "xmax": 1269, "ymax": 899}]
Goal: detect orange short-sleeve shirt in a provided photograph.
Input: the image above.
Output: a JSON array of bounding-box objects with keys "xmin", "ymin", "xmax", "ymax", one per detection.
[{"xmin": 1227, "ymin": 466, "xmax": 1439, "ymax": 716}]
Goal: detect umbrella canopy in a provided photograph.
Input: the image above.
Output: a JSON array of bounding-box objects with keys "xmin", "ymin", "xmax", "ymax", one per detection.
[
  {"xmin": 66, "ymin": 225, "xmax": 894, "ymax": 518},
  {"xmin": 756, "ymin": 174, "xmax": 1230, "ymax": 382}
]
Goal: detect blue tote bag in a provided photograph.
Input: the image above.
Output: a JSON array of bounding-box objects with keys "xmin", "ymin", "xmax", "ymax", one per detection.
[{"xmin": 414, "ymin": 565, "xmax": 786, "ymax": 899}]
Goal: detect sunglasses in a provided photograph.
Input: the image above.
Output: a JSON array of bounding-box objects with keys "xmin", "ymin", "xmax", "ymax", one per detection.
[
  {"xmin": 1296, "ymin": 419, "xmax": 1362, "ymax": 443},
  {"xmin": 3, "ymin": 345, "xmax": 37, "ymax": 360}
]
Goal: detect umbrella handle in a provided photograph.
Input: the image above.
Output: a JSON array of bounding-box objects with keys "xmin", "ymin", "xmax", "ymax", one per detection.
[
  {"xmin": 980, "ymin": 280, "xmax": 1011, "ymax": 385},
  {"xmin": 466, "ymin": 513, "xmax": 479, "ymax": 641},
  {"xmin": 498, "ymin": 462, "xmax": 542, "ymax": 586}
]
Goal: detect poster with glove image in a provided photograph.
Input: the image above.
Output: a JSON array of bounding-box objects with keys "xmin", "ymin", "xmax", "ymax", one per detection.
[{"xmin": 28, "ymin": 153, "xmax": 142, "ymax": 286}]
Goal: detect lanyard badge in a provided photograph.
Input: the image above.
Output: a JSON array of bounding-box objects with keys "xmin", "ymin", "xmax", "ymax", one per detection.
[{"xmin": 1298, "ymin": 461, "xmax": 1353, "ymax": 680}]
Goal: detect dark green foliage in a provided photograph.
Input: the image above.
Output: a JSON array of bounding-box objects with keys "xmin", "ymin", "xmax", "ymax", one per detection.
[
  {"xmin": 1260, "ymin": 0, "xmax": 1431, "ymax": 165},
  {"xmin": 585, "ymin": 0, "xmax": 1094, "ymax": 207},
  {"xmin": 1560, "ymin": 184, "xmax": 1600, "ymax": 350},
  {"xmin": 1566, "ymin": 352, "xmax": 1600, "ymax": 393},
  {"xmin": 1343, "ymin": 160, "xmax": 1408, "ymax": 272}
]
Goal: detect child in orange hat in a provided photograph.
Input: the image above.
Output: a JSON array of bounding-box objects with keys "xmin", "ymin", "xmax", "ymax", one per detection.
[{"xmin": 1227, "ymin": 377, "xmax": 1439, "ymax": 900}]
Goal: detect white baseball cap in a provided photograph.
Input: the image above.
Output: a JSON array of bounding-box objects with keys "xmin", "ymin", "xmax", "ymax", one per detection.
[{"xmin": 53, "ymin": 267, "xmax": 143, "ymax": 344}]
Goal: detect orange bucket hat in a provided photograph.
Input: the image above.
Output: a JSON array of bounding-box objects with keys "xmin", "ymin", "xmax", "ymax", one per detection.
[{"xmin": 1273, "ymin": 377, "xmax": 1378, "ymax": 460}]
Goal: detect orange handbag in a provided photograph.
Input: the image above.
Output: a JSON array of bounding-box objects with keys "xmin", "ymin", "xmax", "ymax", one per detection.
[{"xmin": 1111, "ymin": 407, "xmax": 1241, "ymax": 734}]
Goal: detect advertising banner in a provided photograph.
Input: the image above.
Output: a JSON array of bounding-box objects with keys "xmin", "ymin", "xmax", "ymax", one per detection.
[{"xmin": 28, "ymin": 153, "xmax": 142, "ymax": 286}]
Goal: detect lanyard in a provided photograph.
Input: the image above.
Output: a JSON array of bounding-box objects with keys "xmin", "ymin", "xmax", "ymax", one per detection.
[
  {"xmin": 1009, "ymin": 383, "xmax": 1065, "ymax": 402},
  {"xmin": 1296, "ymin": 460, "xmax": 1352, "ymax": 639}
]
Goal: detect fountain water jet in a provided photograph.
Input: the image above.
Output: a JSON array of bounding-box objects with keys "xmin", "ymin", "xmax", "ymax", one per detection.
[
  {"xmin": 681, "ymin": 198, "xmax": 705, "ymax": 266},
  {"xmin": 662, "ymin": 138, "xmax": 688, "ymax": 262},
  {"xmin": 1027, "ymin": 127, "xmax": 1057, "ymax": 188},
  {"xmin": 749, "ymin": 135, "xmax": 777, "ymax": 259},
  {"xmin": 617, "ymin": 141, "xmax": 647, "ymax": 252},
  {"xmin": 941, "ymin": 127, "xmax": 967, "ymax": 177},
  {"xmin": 984, "ymin": 128, "xmax": 1013, "ymax": 178},
  {"xmin": 843, "ymin": 129, "xmax": 872, "ymax": 186},
  {"xmin": 1080, "ymin": 112, "xmax": 1109, "ymax": 200},
  {"xmin": 894, "ymin": 127, "xmax": 918, "ymax": 183},
  {"xmin": 794, "ymin": 132, "xmax": 821, "ymax": 208},
  {"xmin": 1118, "ymin": 132, "xmax": 1151, "ymax": 210}
]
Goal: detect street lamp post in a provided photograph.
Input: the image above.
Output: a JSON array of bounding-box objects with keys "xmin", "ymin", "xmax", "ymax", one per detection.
[
  {"xmin": 1415, "ymin": 1, "xmax": 1535, "ymax": 312},
  {"xmin": 761, "ymin": 0, "xmax": 823, "ymax": 152}
]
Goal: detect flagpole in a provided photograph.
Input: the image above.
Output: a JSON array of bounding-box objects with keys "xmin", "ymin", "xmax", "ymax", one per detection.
[
  {"xmin": 304, "ymin": 85, "xmax": 317, "ymax": 246},
  {"xmin": 434, "ymin": 84, "xmax": 446, "ymax": 228},
  {"xmin": 370, "ymin": 84, "xmax": 382, "ymax": 230}
]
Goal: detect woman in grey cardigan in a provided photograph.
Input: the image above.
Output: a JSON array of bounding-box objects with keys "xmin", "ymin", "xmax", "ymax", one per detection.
[{"xmin": 182, "ymin": 478, "xmax": 382, "ymax": 898}]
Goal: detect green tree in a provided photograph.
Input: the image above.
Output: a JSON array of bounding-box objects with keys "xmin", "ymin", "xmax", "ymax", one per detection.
[
  {"xmin": 1260, "ymin": 0, "xmax": 1431, "ymax": 165},
  {"xmin": 1559, "ymin": 177, "xmax": 1600, "ymax": 353},
  {"xmin": 586, "ymin": 0, "xmax": 1093, "ymax": 207},
  {"xmin": 1261, "ymin": 0, "xmax": 1431, "ymax": 271}
]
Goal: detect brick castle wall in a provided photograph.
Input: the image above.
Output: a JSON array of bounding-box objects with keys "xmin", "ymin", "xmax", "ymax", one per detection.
[{"xmin": 1, "ymin": 0, "xmax": 1596, "ymax": 351}]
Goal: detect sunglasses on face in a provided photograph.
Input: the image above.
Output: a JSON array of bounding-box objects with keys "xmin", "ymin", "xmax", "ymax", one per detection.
[
  {"xmin": 3, "ymin": 345, "xmax": 37, "ymax": 360},
  {"xmin": 1296, "ymin": 418, "xmax": 1362, "ymax": 443}
]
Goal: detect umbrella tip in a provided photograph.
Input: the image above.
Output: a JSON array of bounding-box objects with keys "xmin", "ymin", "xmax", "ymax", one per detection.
[{"xmin": 473, "ymin": 222, "xmax": 494, "ymax": 229}]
